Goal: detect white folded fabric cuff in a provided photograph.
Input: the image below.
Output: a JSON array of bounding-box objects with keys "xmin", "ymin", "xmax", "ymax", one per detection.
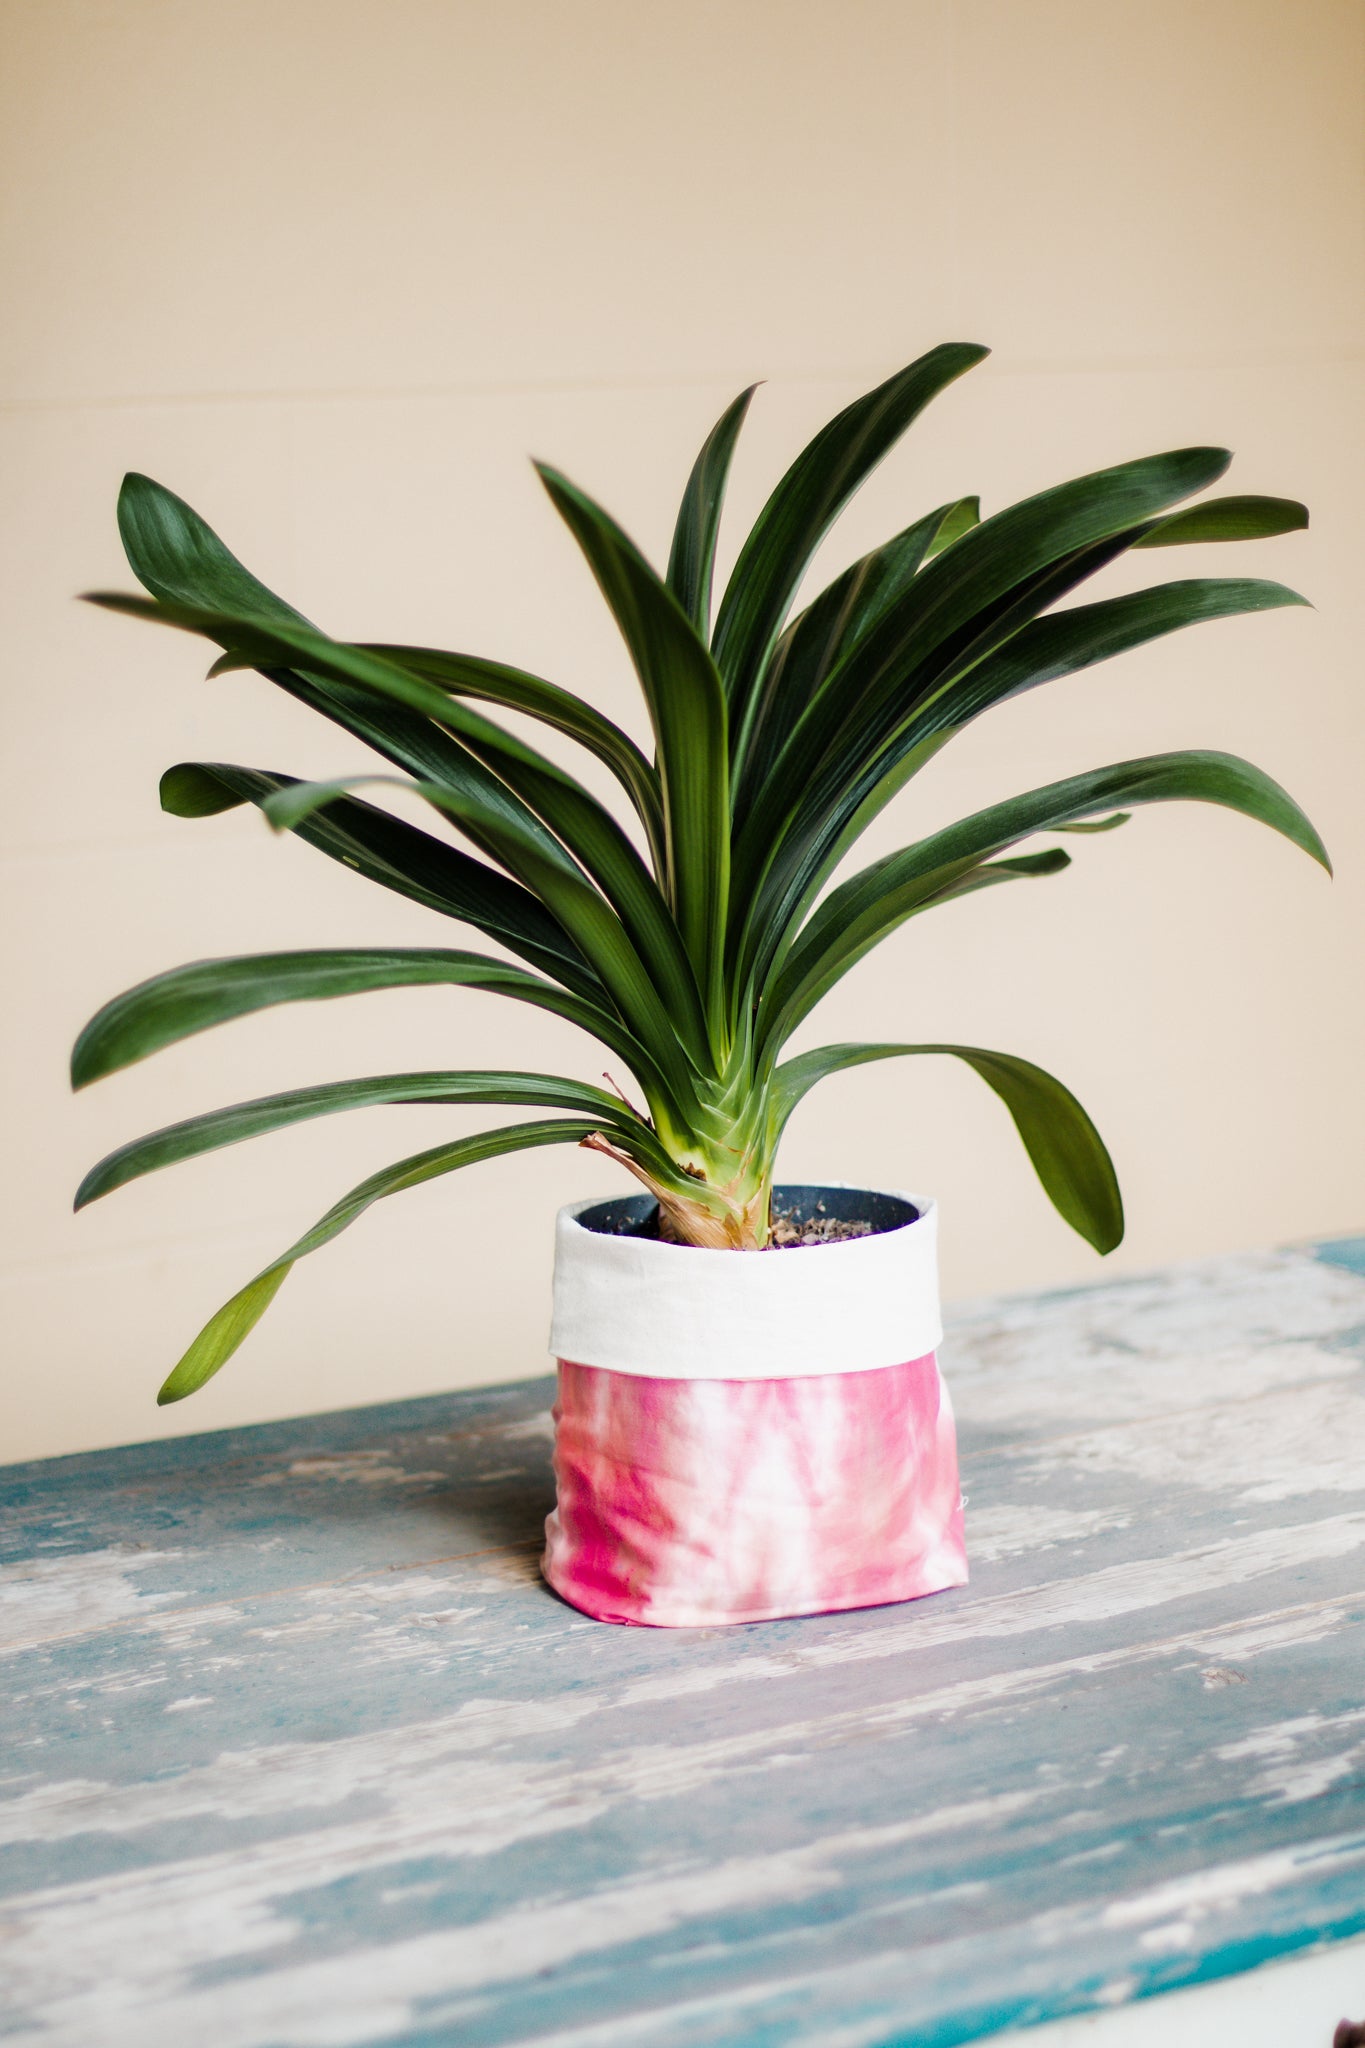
[{"xmin": 549, "ymin": 1187, "xmax": 941, "ymax": 1382}]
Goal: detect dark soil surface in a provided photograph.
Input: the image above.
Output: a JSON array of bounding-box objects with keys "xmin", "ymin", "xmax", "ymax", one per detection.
[
  {"xmin": 767, "ymin": 1209, "xmax": 874, "ymax": 1249},
  {"xmin": 578, "ymin": 1186, "xmax": 915, "ymax": 1245}
]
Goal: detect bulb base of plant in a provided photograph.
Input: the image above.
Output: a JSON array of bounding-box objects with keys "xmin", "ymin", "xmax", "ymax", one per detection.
[{"xmin": 580, "ymin": 1130, "xmax": 775, "ymax": 1251}]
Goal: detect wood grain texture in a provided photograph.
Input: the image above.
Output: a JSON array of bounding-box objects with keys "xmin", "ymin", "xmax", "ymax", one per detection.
[{"xmin": 3, "ymin": 1237, "xmax": 1365, "ymax": 2046}]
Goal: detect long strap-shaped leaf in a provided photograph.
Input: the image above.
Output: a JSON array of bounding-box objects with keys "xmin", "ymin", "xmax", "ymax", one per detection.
[
  {"xmin": 761, "ymin": 749, "xmax": 1330, "ymax": 1049},
  {"xmin": 422, "ymin": 755, "xmax": 709, "ymax": 1059},
  {"xmin": 116, "ymin": 472, "xmax": 672, "ymax": 873},
  {"xmin": 93, "ymin": 593, "xmax": 711, "ymax": 1054},
  {"xmin": 815, "ymin": 448, "xmax": 1235, "ymax": 754},
  {"xmin": 262, "ymin": 768, "xmax": 712, "ymax": 1073},
  {"xmin": 77, "ymin": 1070, "xmax": 669, "ymax": 1208},
  {"xmin": 894, "ymin": 577, "xmax": 1308, "ymax": 756},
  {"xmin": 159, "ymin": 762, "xmax": 600, "ymax": 998},
  {"xmin": 118, "ymin": 476, "xmax": 571, "ymax": 905},
  {"xmin": 734, "ymin": 497, "xmax": 979, "ymax": 822},
  {"xmin": 120, "ymin": 472, "xmax": 656, "ymax": 869},
  {"xmin": 772, "ymin": 1042, "xmax": 1122, "ymax": 1252},
  {"xmin": 92, "ymin": 592, "xmax": 630, "ymax": 853},
  {"xmin": 117, "ymin": 470, "xmax": 310, "ymax": 625},
  {"xmin": 156, "ymin": 1120, "xmax": 601, "ymax": 1405},
  {"xmin": 98, "ymin": 581, "xmax": 716, "ymax": 1048},
  {"xmin": 744, "ymin": 848, "xmax": 1075, "ymax": 1075},
  {"xmin": 730, "ymin": 448, "xmax": 1236, "ymax": 984},
  {"xmin": 666, "ymin": 385, "xmax": 757, "ymax": 635},
  {"xmin": 733, "ymin": 445, "xmax": 1233, "ymax": 880},
  {"xmin": 275, "ymin": 662, "xmax": 567, "ymax": 843},
  {"xmin": 70, "ymin": 948, "xmax": 674, "ymax": 1108},
  {"xmin": 355, "ymin": 642, "xmax": 664, "ymax": 860},
  {"xmin": 1132, "ymin": 493, "xmax": 1308, "ymax": 548},
  {"xmin": 751, "ymin": 572, "xmax": 1309, "ymax": 993},
  {"xmin": 907, "ymin": 846, "xmax": 1074, "ymax": 908},
  {"xmin": 262, "ymin": 773, "xmax": 712, "ymax": 1108},
  {"xmin": 534, "ymin": 465, "xmax": 731, "ymax": 1028},
  {"xmin": 93, "ymin": 592, "xmax": 594, "ymax": 870},
  {"xmin": 713, "ymin": 344, "xmax": 990, "ymax": 763}
]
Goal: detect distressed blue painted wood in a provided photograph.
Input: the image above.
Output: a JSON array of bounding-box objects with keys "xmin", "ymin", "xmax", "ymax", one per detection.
[{"xmin": 3, "ymin": 1237, "xmax": 1365, "ymax": 2046}]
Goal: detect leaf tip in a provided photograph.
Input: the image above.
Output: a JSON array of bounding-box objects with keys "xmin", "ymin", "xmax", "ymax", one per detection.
[
  {"xmin": 1078, "ymin": 1187, "xmax": 1125, "ymax": 1256},
  {"xmin": 1287, "ymin": 802, "xmax": 1333, "ymax": 875},
  {"xmin": 160, "ymin": 762, "xmax": 241, "ymax": 818}
]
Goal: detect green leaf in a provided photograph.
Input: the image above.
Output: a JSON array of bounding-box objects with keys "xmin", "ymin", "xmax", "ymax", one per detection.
[
  {"xmin": 789, "ymin": 577, "xmax": 1304, "ymax": 979},
  {"xmin": 92, "ymin": 564, "xmax": 715, "ymax": 1068},
  {"xmin": 921, "ymin": 494, "xmax": 982, "ymax": 562},
  {"xmin": 114, "ymin": 472, "xmax": 671, "ymax": 876},
  {"xmin": 924, "ymin": 847, "xmax": 1073, "ymax": 901},
  {"xmin": 763, "ymin": 845, "xmax": 1073, "ymax": 1016},
  {"xmin": 903, "ymin": 578, "xmax": 1308, "ymax": 743},
  {"xmin": 1055, "ymin": 814, "xmax": 1130, "ymax": 834},
  {"xmin": 258, "ymin": 756, "xmax": 708, "ymax": 1054},
  {"xmin": 113, "ymin": 475, "xmax": 668, "ymax": 865},
  {"xmin": 667, "ymin": 385, "xmax": 757, "ymax": 635},
  {"xmin": 534, "ymin": 465, "xmax": 731, "ymax": 1027},
  {"xmin": 71, "ymin": 947, "xmax": 645, "ymax": 1088},
  {"xmin": 434, "ymin": 758, "xmax": 708, "ymax": 1061},
  {"xmin": 159, "ymin": 1265, "xmax": 293, "ymax": 1407},
  {"xmin": 247, "ymin": 659, "xmax": 605, "ymax": 868},
  {"xmin": 117, "ymin": 472, "xmax": 309, "ymax": 625},
  {"xmin": 1133, "ymin": 494, "xmax": 1309, "ymax": 548},
  {"xmin": 321, "ymin": 666, "xmax": 694, "ymax": 1040},
  {"xmin": 763, "ymin": 748, "xmax": 1330, "ymax": 1046},
  {"xmin": 93, "ymin": 591, "xmax": 605, "ymax": 872},
  {"xmin": 158, "ymin": 762, "xmax": 242, "ymax": 816},
  {"xmin": 734, "ymin": 498, "xmax": 979, "ymax": 819},
  {"xmin": 712, "ymin": 344, "xmax": 990, "ymax": 760},
  {"xmin": 255, "ymin": 771, "xmax": 711, "ymax": 1098},
  {"xmin": 772, "ymin": 1042, "xmax": 1123, "ymax": 1252},
  {"xmin": 156, "ymin": 1119, "xmax": 602, "ymax": 1403},
  {"xmin": 355, "ymin": 642, "xmax": 664, "ymax": 860},
  {"xmin": 78, "ymin": 1069, "xmax": 664, "ymax": 1208},
  {"xmin": 87, "ymin": 592, "xmax": 561, "ymax": 780},
  {"xmin": 173, "ymin": 610, "xmax": 703, "ymax": 1043},
  {"xmin": 730, "ymin": 451, "xmax": 1243, "ymax": 984},
  {"xmin": 157, "ymin": 762, "xmax": 600, "ymax": 997}
]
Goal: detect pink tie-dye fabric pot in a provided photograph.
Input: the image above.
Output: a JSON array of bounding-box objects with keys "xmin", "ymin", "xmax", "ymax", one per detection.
[{"xmin": 541, "ymin": 1186, "xmax": 967, "ymax": 1628}]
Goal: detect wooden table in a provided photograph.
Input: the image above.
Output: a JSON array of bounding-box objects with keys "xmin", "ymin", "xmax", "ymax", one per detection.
[{"xmin": 4, "ymin": 1236, "xmax": 1365, "ymax": 2046}]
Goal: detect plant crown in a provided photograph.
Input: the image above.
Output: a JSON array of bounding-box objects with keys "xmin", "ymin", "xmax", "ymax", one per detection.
[{"xmin": 73, "ymin": 344, "xmax": 1329, "ymax": 1402}]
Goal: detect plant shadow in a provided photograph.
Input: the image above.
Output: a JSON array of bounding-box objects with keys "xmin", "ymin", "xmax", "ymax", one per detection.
[{"xmin": 441, "ymin": 1458, "xmax": 557, "ymax": 1556}]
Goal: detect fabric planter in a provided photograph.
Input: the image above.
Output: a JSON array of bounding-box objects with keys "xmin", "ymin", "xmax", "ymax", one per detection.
[{"xmin": 541, "ymin": 1185, "xmax": 968, "ymax": 1628}]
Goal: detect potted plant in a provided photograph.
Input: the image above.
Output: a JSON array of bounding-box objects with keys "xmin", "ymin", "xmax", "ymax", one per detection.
[{"xmin": 73, "ymin": 342, "xmax": 1328, "ymax": 1627}]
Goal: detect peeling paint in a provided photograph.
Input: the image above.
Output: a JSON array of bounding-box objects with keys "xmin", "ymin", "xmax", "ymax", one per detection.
[
  {"xmin": 0, "ymin": 1548, "xmax": 183, "ymax": 1656},
  {"xmin": 2, "ymin": 1237, "xmax": 1364, "ymax": 2045}
]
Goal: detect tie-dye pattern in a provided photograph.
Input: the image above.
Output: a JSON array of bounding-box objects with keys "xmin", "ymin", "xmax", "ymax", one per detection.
[{"xmin": 542, "ymin": 1354, "xmax": 967, "ymax": 1627}]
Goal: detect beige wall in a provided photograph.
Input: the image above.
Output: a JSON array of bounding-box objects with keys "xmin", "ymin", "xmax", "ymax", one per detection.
[{"xmin": 3, "ymin": 0, "xmax": 1362, "ymax": 1463}]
